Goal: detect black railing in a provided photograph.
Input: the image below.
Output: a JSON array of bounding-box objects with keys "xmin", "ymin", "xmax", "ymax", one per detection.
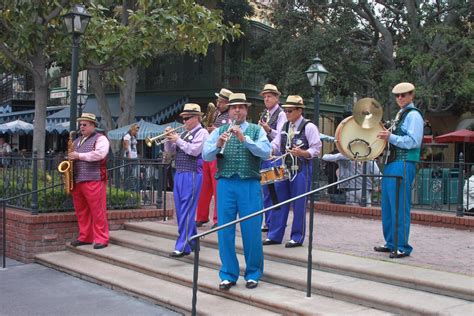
[
  {"xmin": 188, "ymin": 174, "xmax": 402, "ymax": 315},
  {"xmin": 0, "ymin": 156, "xmax": 171, "ymax": 213}
]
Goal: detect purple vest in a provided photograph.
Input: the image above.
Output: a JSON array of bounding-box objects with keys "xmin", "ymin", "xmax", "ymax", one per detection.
[
  {"xmin": 266, "ymin": 106, "xmax": 282, "ymax": 142},
  {"xmin": 175, "ymin": 128, "xmax": 203, "ymax": 173},
  {"xmin": 214, "ymin": 111, "xmax": 230, "ymax": 128},
  {"xmin": 280, "ymin": 119, "xmax": 311, "ymax": 167},
  {"xmin": 73, "ymin": 133, "xmax": 107, "ymax": 183}
]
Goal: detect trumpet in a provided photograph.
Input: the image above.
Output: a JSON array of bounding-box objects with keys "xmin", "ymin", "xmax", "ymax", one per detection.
[
  {"xmin": 145, "ymin": 125, "xmax": 186, "ymax": 147},
  {"xmin": 216, "ymin": 119, "xmax": 236, "ymax": 158}
]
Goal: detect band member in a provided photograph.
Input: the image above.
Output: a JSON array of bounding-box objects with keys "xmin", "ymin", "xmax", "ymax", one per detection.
[
  {"xmin": 259, "ymin": 84, "xmax": 287, "ymax": 232},
  {"xmin": 196, "ymin": 88, "xmax": 232, "ymax": 228},
  {"xmin": 263, "ymin": 95, "xmax": 321, "ymax": 248},
  {"xmin": 69, "ymin": 113, "xmax": 110, "ymax": 249},
  {"xmin": 164, "ymin": 104, "xmax": 209, "ymax": 257},
  {"xmin": 203, "ymin": 93, "xmax": 271, "ymax": 290},
  {"xmin": 376, "ymin": 82, "xmax": 423, "ymax": 258}
]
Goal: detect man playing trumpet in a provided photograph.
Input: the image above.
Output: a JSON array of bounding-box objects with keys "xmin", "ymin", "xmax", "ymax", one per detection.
[
  {"xmin": 264, "ymin": 95, "xmax": 321, "ymax": 248},
  {"xmin": 164, "ymin": 103, "xmax": 209, "ymax": 257},
  {"xmin": 203, "ymin": 93, "xmax": 271, "ymax": 290}
]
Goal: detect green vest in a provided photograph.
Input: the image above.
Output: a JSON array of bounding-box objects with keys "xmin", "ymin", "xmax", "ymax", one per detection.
[
  {"xmin": 394, "ymin": 108, "xmax": 422, "ymax": 162},
  {"xmin": 216, "ymin": 123, "xmax": 261, "ymax": 179}
]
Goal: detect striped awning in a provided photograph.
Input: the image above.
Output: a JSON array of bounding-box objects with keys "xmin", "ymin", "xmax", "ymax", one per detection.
[{"xmin": 107, "ymin": 119, "xmax": 183, "ymax": 140}]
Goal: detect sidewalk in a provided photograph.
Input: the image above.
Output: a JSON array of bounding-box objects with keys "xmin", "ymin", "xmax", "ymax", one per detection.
[
  {"xmin": 195, "ymin": 211, "xmax": 474, "ymax": 276},
  {"xmin": 0, "ymin": 258, "xmax": 180, "ymax": 316},
  {"xmin": 1, "ymin": 212, "xmax": 471, "ymax": 316}
]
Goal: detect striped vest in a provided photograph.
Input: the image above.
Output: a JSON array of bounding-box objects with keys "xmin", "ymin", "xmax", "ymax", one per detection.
[
  {"xmin": 175, "ymin": 127, "xmax": 203, "ymax": 173},
  {"xmin": 73, "ymin": 132, "xmax": 107, "ymax": 183}
]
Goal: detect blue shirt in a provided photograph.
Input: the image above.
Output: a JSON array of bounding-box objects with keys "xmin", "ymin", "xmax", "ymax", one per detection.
[{"xmin": 388, "ymin": 103, "xmax": 424, "ymax": 150}]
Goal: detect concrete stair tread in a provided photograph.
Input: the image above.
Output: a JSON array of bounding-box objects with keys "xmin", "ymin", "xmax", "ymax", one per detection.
[
  {"xmin": 66, "ymin": 242, "xmax": 389, "ymax": 315},
  {"xmin": 35, "ymin": 251, "xmax": 278, "ymax": 315},
  {"xmin": 125, "ymin": 221, "xmax": 474, "ymax": 300},
  {"xmin": 110, "ymin": 229, "xmax": 474, "ymax": 315}
]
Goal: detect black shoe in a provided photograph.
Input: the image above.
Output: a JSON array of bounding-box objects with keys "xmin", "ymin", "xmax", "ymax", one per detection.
[
  {"xmin": 196, "ymin": 221, "xmax": 208, "ymax": 227},
  {"xmin": 169, "ymin": 250, "xmax": 190, "ymax": 258},
  {"xmin": 389, "ymin": 250, "xmax": 410, "ymax": 259},
  {"xmin": 285, "ymin": 240, "xmax": 303, "ymax": 248},
  {"xmin": 374, "ymin": 245, "xmax": 392, "ymax": 253},
  {"xmin": 262, "ymin": 239, "xmax": 280, "ymax": 246},
  {"xmin": 70, "ymin": 240, "xmax": 92, "ymax": 247},
  {"xmin": 245, "ymin": 280, "xmax": 258, "ymax": 289},
  {"xmin": 211, "ymin": 223, "xmax": 218, "ymax": 229},
  {"xmin": 261, "ymin": 225, "xmax": 269, "ymax": 232},
  {"xmin": 93, "ymin": 243, "xmax": 108, "ymax": 249},
  {"xmin": 219, "ymin": 280, "xmax": 236, "ymax": 290}
]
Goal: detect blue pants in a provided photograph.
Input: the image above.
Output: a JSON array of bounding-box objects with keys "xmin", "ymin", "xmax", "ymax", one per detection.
[
  {"xmin": 381, "ymin": 161, "xmax": 416, "ymax": 254},
  {"xmin": 217, "ymin": 177, "xmax": 264, "ymax": 282},
  {"xmin": 173, "ymin": 172, "xmax": 202, "ymax": 254},
  {"xmin": 267, "ymin": 163, "xmax": 312, "ymax": 244}
]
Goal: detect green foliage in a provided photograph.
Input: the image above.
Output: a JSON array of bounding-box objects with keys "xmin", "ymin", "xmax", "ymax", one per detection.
[{"xmin": 251, "ymin": 0, "xmax": 473, "ymax": 113}]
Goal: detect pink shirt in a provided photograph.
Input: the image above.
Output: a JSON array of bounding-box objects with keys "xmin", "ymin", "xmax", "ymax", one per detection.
[{"xmin": 77, "ymin": 134, "xmax": 110, "ymax": 161}]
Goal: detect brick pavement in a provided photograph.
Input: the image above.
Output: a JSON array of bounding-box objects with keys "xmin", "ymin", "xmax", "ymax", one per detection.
[{"xmin": 193, "ymin": 211, "xmax": 473, "ymax": 276}]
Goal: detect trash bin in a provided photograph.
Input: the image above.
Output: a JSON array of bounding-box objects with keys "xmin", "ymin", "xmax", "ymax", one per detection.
[
  {"xmin": 417, "ymin": 168, "xmax": 444, "ymax": 206},
  {"xmin": 444, "ymin": 169, "xmax": 461, "ymax": 204}
]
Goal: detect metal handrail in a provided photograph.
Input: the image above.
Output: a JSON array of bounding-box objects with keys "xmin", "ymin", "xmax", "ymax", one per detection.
[{"xmin": 188, "ymin": 173, "xmax": 402, "ymax": 315}]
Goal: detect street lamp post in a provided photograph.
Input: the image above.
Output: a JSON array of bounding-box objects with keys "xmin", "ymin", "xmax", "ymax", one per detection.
[
  {"xmin": 63, "ymin": 4, "xmax": 91, "ymax": 133},
  {"xmin": 304, "ymin": 56, "xmax": 328, "ymax": 298},
  {"xmin": 77, "ymin": 80, "xmax": 88, "ymax": 118}
]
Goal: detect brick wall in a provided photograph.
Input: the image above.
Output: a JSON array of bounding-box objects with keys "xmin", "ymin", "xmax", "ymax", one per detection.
[
  {"xmin": 0, "ymin": 208, "xmax": 169, "ymax": 263},
  {"xmin": 314, "ymin": 201, "xmax": 474, "ymax": 230}
]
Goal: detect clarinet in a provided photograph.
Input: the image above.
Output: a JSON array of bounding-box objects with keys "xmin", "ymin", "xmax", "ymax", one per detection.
[{"xmin": 216, "ymin": 119, "xmax": 236, "ymax": 159}]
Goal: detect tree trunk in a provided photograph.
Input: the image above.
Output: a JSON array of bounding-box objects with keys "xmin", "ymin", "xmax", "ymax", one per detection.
[
  {"xmin": 89, "ymin": 68, "xmax": 114, "ymax": 132},
  {"xmin": 31, "ymin": 51, "xmax": 48, "ymax": 161},
  {"xmin": 116, "ymin": 65, "xmax": 137, "ymax": 128}
]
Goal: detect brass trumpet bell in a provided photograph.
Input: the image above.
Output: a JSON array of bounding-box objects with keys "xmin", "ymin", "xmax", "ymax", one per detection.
[
  {"xmin": 145, "ymin": 125, "xmax": 186, "ymax": 147},
  {"xmin": 353, "ymin": 98, "xmax": 383, "ymax": 129}
]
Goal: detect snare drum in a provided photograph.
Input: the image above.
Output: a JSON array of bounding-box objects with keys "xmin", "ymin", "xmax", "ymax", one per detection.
[
  {"xmin": 335, "ymin": 116, "xmax": 387, "ymax": 160},
  {"xmin": 260, "ymin": 165, "xmax": 290, "ymax": 185}
]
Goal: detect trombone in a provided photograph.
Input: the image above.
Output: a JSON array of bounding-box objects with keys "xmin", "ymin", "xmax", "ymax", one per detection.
[{"xmin": 145, "ymin": 125, "xmax": 186, "ymax": 147}]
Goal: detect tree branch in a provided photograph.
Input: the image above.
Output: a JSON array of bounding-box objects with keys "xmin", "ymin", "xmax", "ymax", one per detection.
[{"xmin": 0, "ymin": 43, "xmax": 33, "ymax": 72}]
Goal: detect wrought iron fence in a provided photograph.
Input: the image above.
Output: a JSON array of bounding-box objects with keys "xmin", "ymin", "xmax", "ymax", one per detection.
[
  {"xmin": 318, "ymin": 154, "xmax": 473, "ymax": 215},
  {"xmin": 0, "ymin": 153, "xmax": 170, "ymax": 214}
]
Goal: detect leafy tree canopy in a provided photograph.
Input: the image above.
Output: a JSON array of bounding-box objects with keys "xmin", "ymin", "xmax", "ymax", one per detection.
[{"xmin": 253, "ymin": 0, "xmax": 472, "ymax": 116}]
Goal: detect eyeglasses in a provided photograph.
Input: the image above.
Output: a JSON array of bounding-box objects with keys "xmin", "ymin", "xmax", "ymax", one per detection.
[
  {"xmin": 79, "ymin": 123, "xmax": 88, "ymax": 127},
  {"xmin": 394, "ymin": 92, "xmax": 409, "ymax": 98},
  {"xmin": 182, "ymin": 116, "xmax": 194, "ymax": 122},
  {"xmin": 283, "ymin": 109, "xmax": 294, "ymax": 113}
]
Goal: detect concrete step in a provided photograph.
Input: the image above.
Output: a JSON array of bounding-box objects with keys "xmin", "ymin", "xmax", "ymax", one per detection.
[
  {"xmin": 125, "ymin": 221, "xmax": 474, "ymax": 301},
  {"xmin": 35, "ymin": 251, "xmax": 278, "ymax": 316},
  {"xmin": 64, "ymin": 242, "xmax": 389, "ymax": 315},
  {"xmin": 108, "ymin": 229, "xmax": 474, "ymax": 315}
]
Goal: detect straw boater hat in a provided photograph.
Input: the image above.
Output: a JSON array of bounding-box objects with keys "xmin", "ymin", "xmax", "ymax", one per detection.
[
  {"xmin": 227, "ymin": 93, "xmax": 252, "ymax": 107},
  {"xmin": 282, "ymin": 95, "xmax": 305, "ymax": 109},
  {"xmin": 180, "ymin": 103, "xmax": 203, "ymax": 116},
  {"xmin": 77, "ymin": 113, "xmax": 98, "ymax": 126},
  {"xmin": 392, "ymin": 82, "xmax": 415, "ymax": 94},
  {"xmin": 260, "ymin": 84, "xmax": 281, "ymax": 96},
  {"xmin": 215, "ymin": 88, "xmax": 232, "ymax": 101}
]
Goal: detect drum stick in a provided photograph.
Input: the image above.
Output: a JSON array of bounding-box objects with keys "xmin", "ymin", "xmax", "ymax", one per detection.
[{"xmin": 270, "ymin": 144, "xmax": 304, "ymax": 163}]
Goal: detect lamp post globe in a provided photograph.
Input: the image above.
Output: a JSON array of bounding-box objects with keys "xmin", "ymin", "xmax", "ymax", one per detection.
[{"xmin": 62, "ymin": 4, "xmax": 91, "ymax": 133}]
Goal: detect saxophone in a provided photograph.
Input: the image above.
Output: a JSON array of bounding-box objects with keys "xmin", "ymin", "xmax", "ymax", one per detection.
[
  {"xmin": 57, "ymin": 131, "xmax": 75, "ymax": 194},
  {"xmin": 202, "ymin": 102, "xmax": 217, "ymax": 127}
]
